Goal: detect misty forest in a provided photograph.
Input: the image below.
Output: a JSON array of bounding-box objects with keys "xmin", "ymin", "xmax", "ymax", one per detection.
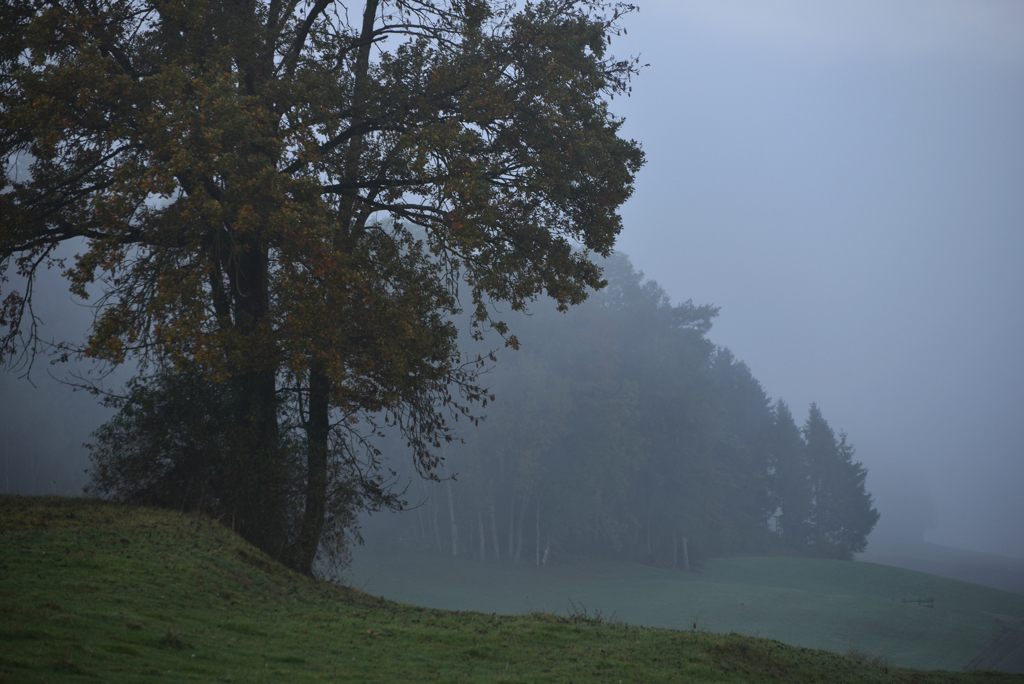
[{"xmin": 367, "ymin": 252, "xmax": 879, "ymax": 568}]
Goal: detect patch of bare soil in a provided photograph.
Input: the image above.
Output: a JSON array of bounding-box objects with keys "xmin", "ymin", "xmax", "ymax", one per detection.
[{"xmin": 965, "ymin": 615, "xmax": 1024, "ymax": 674}]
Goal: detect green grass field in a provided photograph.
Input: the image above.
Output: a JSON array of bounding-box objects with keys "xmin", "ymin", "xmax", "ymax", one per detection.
[
  {"xmin": 343, "ymin": 541, "xmax": 1024, "ymax": 672},
  {"xmin": 2, "ymin": 495, "xmax": 1022, "ymax": 683}
]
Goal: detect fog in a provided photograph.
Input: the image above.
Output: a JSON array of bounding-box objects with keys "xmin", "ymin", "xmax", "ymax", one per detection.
[
  {"xmin": 608, "ymin": 0, "xmax": 1024, "ymax": 558},
  {"xmin": 3, "ymin": 1, "xmax": 1023, "ymax": 561},
  {"xmin": 0, "ymin": 261, "xmax": 122, "ymax": 497}
]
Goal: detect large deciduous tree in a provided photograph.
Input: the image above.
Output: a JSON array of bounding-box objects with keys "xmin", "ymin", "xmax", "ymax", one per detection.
[{"xmin": 0, "ymin": 0, "xmax": 643, "ymax": 574}]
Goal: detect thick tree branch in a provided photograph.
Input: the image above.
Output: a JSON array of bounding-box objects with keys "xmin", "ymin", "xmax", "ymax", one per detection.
[{"xmin": 282, "ymin": 0, "xmax": 333, "ymax": 77}]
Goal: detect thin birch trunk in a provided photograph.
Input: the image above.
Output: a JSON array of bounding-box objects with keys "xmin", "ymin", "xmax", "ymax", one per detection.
[
  {"xmin": 535, "ymin": 495, "xmax": 541, "ymax": 568},
  {"xmin": 514, "ymin": 493, "xmax": 529, "ymax": 564},
  {"xmin": 508, "ymin": 492, "xmax": 516, "ymax": 559},
  {"xmin": 432, "ymin": 495, "xmax": 442, "ymax": 553},
  {"xmin": 490, "ymin": 499, "xmax": 501, "ymax": 559},
  {"xmin": 478, "ymin": 504, "xmax": 486, "ymax": 561},
  {"xmin": 446, "ymin": 479, "xmax": 458, "ymax": 556}
]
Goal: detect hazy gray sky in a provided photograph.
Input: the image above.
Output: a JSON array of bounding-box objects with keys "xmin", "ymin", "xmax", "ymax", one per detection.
[{"xmin": 609, "ymin": 0, "xmax": 1024, "ymax": 557}]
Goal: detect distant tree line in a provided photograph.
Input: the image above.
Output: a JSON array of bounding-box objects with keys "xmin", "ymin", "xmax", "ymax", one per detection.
[{"xmin": 395, "ymin": 253, "xmax": 879, "ymax": 566}]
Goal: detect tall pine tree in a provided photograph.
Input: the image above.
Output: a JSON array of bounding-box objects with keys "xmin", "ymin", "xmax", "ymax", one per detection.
[
  {"xmin": 767, "ymin": 399, "xmax": 813, "ymax": 549},
  {"xmin": 802, "ymin": 404, "xmax": 878, "ymax": 558}
]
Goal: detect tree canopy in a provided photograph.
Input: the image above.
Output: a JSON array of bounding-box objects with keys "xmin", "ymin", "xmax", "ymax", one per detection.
[{"xmin": 0, "ymin": 0, "xmax": 644, "ymax": 574}]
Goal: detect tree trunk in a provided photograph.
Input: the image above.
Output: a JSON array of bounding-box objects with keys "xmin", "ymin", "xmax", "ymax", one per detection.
[
  {"xmin": 446, "ymin": 479, "xmax": 458, "ymax": 556},
  {"xmin": 490, "ymin": 499, "xmax": 501, "ymax": 560},
  {"xmin": 225, "ymin": 367, "xmax": 286, "ymax": 560},
  {"xmin": 433, "ymin": 495, "xmax": 442, "ymax": 552},
  {"xmin": 535, "ymin": 495, "xmax": 541, "ymax": 568},
  {"xmin": 541, "ymin": 538, "xmax": 551, "ymax": 567},
  {"xmin": 515, "ymin": 493, "xmax": 529, "ymax": 564},
  {"xmin": 289, "ymin": 366, "xmax": 330, "ymax": 575},
  {"xmin": 508, "ymin": 492, "xmax": 516, "ymax": 559},
  {"xmin": 222, "ymin": 234, "xmax": 287, "ymax": 561},
  {"xmin": 682, "ymin": 536, "xmax": 690, "ymax": 571},
  {"xmin": 478, "ymin": 503, "xmax": 486, "ymax": 561}
]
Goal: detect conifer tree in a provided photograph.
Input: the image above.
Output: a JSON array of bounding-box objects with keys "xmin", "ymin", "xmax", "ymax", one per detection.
[{"xmin": 802, "ymin": 403, "xmax": 878, "ymax": 558}]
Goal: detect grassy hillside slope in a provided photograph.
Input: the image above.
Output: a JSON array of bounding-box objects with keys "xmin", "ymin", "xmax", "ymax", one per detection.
[
  {"xmin": 345, "ymin": 541, "xmax": 1024, "ymax": 671},
  {"xmin": 2, "ymin": 495, "xmax": 1020, "ymax": 683},
  {"xmin": 858, "ymin": 542, "xmax": 1024, "ymax": 596}
]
